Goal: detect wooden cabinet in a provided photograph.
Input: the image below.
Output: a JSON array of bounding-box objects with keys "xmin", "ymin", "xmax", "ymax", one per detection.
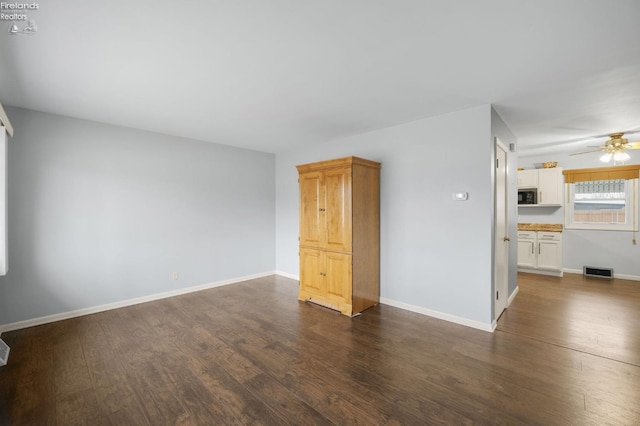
[
  {"xmin": 299, "ymin": 168, "xmax": 352, "ymax": 251},
  {"xmin": 299, "ymin": 248, "xmax": 352, "ymax": 312},
  {"xmin": 517, "ymin": 231, "xmax": 563, "ymax": 276},
  {"xmin": 297, "ymin": 156, "xmax": 380, "ymax": 316}
]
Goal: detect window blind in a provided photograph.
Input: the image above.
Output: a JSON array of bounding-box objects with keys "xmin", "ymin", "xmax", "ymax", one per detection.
[{"xmin": 574, "ymin": 179, "xmax": 625, "ymax": 196}]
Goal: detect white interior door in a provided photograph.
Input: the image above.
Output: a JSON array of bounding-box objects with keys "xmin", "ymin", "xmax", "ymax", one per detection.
[{"xmin": 494, "ymin": 138, "xmax": 508, "ymax": 319}]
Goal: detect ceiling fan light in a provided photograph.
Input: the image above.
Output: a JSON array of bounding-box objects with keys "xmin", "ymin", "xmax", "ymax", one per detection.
[
  {"xmin": 613, "ymin": 151, "xmax": 630, "ymax": 162},
  {"xmin": 600, "ymin": 153, "xmax": 612, "ymax": 162}
]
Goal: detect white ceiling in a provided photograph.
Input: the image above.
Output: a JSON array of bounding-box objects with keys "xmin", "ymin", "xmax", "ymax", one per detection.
[{"xmin": 1, "ymin": 1, "xmax": 639, "ymax": 154}]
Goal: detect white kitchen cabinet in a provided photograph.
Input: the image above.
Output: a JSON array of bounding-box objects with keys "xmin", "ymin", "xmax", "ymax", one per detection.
[
  {"xmin": 517, "ymin": 167, "xmax": 563, "ymax": 206},
  {"xmin": 517, "ymin": 170, "xmax": 538, "ymax": 188},
  {"xmin": 537, "ymin": 168, "xmax": 563, "ymax": 205},
  {"xmin": 517, "ymin": 231, "xmax": 563, "ymax": 276},
  {"xmin": 537, "ymin": 232, "xmax": 563, "ymax": 270},
  {"xmin": 516, "ymin": 231, "xmax": 537, "ymax": 268}
]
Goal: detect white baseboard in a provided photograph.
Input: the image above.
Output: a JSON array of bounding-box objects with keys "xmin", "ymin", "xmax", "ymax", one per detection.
[
  {"xmin": 279, "ymin": 273, "xmax": 494, "ymax": 332},
  {"xmin": 563, "ymin": 268, "xmax": 640, "ymax": 282},
  {"xmin": 0, "ymin": 271, "xmax": 276, "ymax": 334},
  {"xmin": 517, "ymin": 267, "xmax": 563, "ymax": 277},
  {"xmin": 379, "ymin": 297, "xmax": 495, "ymax": 333},
  {"xmin": 275, "ymin": 271, "xmax": 299, "ymax": 281},
  {"xmin": 507, "ymin": 286, "xmax": 520, "ymax": 307}
]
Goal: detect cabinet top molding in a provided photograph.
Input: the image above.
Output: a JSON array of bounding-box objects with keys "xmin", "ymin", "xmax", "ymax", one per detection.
[{"xmin": 296, "ymin": 156, "xmax": 381, "ymax": 173}]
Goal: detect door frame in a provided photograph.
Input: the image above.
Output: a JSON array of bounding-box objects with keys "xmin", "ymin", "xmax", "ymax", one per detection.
[{"xmin": 494, "ymin": 138, "xmax": 509, "ymax": 320}]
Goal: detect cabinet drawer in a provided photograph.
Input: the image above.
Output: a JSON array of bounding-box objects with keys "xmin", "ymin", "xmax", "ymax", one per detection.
[
  {"xmin": 538, "ymin": 232, "xmax": 562, "ymax": 242},
  {"xmin": 517, "ymin": 231, "xmax": 536, "ymax": 240}
]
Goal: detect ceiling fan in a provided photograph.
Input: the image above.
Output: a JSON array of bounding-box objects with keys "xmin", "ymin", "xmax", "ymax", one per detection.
[{"xmin": 570, "ymin": 132, "xmax": 640, "ymax": 163}]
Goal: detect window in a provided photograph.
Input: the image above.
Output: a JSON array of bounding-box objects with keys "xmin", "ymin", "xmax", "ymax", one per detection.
[{"xmin": 565, "ymin": 178, "xmax": 638, "ymax": 231}]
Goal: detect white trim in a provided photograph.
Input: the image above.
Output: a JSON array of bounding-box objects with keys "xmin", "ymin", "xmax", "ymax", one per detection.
[
  {"xmin": 562, "ymin": 268, "xmax": 640, "ymax": 282},
  {"xmin": 0, "ymin": 337, "xmax": 9, "ymax": 366},
  {"xmin": 0, "ymin": 103, "xmax": 13, "ymax": 137},
  {"xmin": 379, "ymin": 297, "xmax": 495, "ymax": 332},
  {"xmin": 275, "ymin": 271, "xmax": 299, "ymax": 280},
  {"xmin": 277, "ymin": 273, "xmax": 497, "ymax": 331},
  {"xmin": 0, "ymin": 127, "xmax": 6, "ymax": 276},
  {"xmin": 0, "ymin": 271, "xmax": 275, "ymax": 333},
  {"xmin": 517, "ymin": 267, "xmax": 563, "ymax": 277},
  {"xmin": 280, "ymin": 273, "xmax": 496, "ymax": 332},
  {"xmin": 565, "ymin": 179, "xmax": 639, "ymax": 232},
  {"xmin": 507, "ymin": 286, "xmax": 520, "ymax": 306},
  {"xmin": 495, "ymin": 137, "xmax": 509, "ymax": 154}
]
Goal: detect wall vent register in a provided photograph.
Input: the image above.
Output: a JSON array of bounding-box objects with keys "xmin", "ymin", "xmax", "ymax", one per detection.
[{"xmin": 583, "ymin": 266, "xmax": 614, "ymax": 279}]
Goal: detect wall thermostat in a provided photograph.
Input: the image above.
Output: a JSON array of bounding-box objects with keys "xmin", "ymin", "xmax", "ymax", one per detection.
[{"xmin": 453, "ymin": 192, "xmax": 468, "ymax": 201}]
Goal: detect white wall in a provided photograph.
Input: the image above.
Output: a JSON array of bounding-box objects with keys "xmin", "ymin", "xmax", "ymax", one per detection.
[
  {"xmin": 0, "ymin": 108, "xmax": 276, "ymax": 326},
  {"xmin": 276, "ymin": 105, "xmax": 496, "ymax": 328},
  {"xmin": 518, "ymin": 152, "xmax": 640, "ymax": 278}
]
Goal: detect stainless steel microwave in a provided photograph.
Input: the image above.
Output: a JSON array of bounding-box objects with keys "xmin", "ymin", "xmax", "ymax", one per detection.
[{"xmin": 518, "ymin": 189, "xmax": 537, "ymax": 204}]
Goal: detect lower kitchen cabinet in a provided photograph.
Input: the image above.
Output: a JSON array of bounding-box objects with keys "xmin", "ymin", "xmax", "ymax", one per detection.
[{"xmin": 517, "ymin": 231, "xmax": 563, "ymax": 276}]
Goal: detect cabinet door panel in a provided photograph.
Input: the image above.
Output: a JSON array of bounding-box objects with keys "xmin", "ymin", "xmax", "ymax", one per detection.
[
  {"xmin": 325, "ymin": 252, "xmax": 352, "ymax": 303},
  {"xmin": 537, "ymin": 168, "xmax": 562, "ymax": 205},
  {"xmin": 517, "ymin": 240, "xmax": 536, "ymax": 268},
  {"xmin": 538, "ymin": 241, "xmax": 562, "ymax": 270},
  {"xmin": 299, "ymin": 172, "xmax": 323, "ymax": 246},
  {"xmin": 517, "ymin": 170, "xmax": 538, "ymax": 188},
  {"xmin": 324, "ymin": 169, "xmax": 352, "ymax": 251},
  {"xmin": 299, "ymin": 248, "xmax": 324, "ymax": 296}
]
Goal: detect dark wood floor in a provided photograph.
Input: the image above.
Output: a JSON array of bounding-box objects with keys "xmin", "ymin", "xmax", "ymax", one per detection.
[
  {"xmin": 1, "ymin": 273, "xmax": 639, "ymax": 425},
  {"xmin": 498, "ymin": 272, "xmax": 640, "ymax": 367}
]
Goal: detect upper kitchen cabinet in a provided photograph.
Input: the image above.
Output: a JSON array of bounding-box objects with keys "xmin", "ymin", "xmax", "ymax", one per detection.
[
  {"xmin": 517, "ymin": 169, "xmax": 538, "ymax": 188},
  {"xmin": 518, "ymin": 167, "xmax": 564, "ymax": 206},
  {"xmin": 537, "ymin": 168, "xmax": 563, "ymax": 206}
]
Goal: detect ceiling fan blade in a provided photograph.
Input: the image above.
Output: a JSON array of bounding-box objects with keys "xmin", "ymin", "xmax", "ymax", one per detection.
[
  {"xmin": 626, "ymin": 141, "xmax": 640, "ymax": 149},
  {"xmin": 570, "ymin": 149, "xmax": 605, "ymax": 156}
]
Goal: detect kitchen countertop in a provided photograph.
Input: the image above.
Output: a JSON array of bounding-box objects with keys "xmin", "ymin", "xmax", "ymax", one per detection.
[{"xmin": 518, "ymin": 223, "xmax": 563, "ymax": 232}]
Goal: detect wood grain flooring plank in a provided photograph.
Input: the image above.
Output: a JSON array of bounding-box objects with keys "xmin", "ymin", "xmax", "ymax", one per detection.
[
  {"xmin": 0, "ymin": 324, "xmax": 58, "ymax": 423},
  {"xmin": 56, "ymin": 389, "xmax": 111, "ymax": 426},
  {"xmin": 126, "ymin": 361, "xmax": 192, "ymax": 425},
  {"xmin": 242, "ymin": 373, "xmax": 334, "ymax": 426}
]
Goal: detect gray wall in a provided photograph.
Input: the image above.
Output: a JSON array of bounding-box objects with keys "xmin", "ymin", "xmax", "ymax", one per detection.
[
  {"xmin": 276, "ymin": 105, "xmax": 496, "ymax": 326},
  {"xmin": 518, "ymin": 152, "xmax": 640, "ymax": 277},
  {"xmin": 0, "ymin": 108, "xmax": 275, "ymax": 325}
]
